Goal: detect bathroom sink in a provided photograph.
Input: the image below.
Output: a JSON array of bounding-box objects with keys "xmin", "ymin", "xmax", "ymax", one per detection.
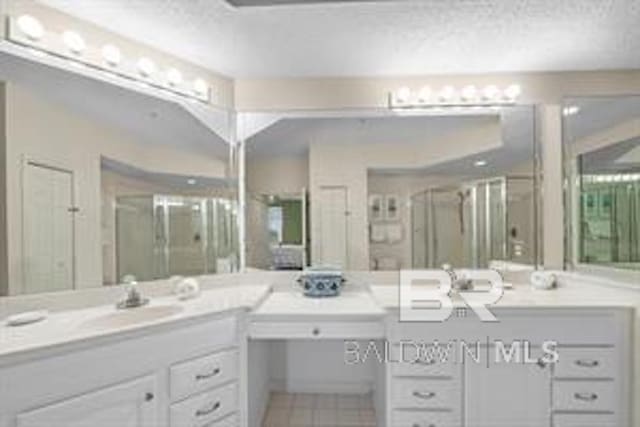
[{"xmin": 79, "ymin": 304, "xmax": 184, "ymax": 330}]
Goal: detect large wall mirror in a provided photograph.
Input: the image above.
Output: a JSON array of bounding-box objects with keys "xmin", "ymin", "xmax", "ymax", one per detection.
[
  {"xmin": 243, "ymin": 105, "xmax": 540, "ymax": 272},
  {"xmin": 0, "ymin": 54, "xmax": 238, "ymax": 296},
  {"xmin": 563, "ymin": 96, "xmax": 640, "ymax": 274}
]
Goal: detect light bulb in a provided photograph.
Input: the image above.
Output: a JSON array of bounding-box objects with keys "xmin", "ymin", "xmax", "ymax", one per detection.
[
  {"xmin": 62, "ymin": 31, "xmax": 86, "ymax": 54},
  {"xmin": 137, "ymin": 58, "xmax": 156, "ymax": 78},
  {"xmin": 16, "ymin": 15, "xmax": 44, "ymax": 41},
  {"xmin": 504, "ymin": 84, "xmax": 522, "ymax": 100},
  {"xmin": 417, "ymin": 86, "xmax": 432, "ymax": 103},
  {"xmin": 193, "ymin": 78, "xmax": 209, "ymax": 96},
  {"xmin": 461, "ymin": 85, "xmax": 478, "ymax": 102},
  {"xmin": 395, "ymin": 86, "xmax": 412, "ymax": 104},
  {"xmin": 101, "ymin": 44, "xmax": 121, "ymax": 66},
  {"xmin": 167, "ymin": 68, "xmax": 183, "ymax": 86},
  {"xmin": 474, "ymin": 160, "xmax": 488, "ymax": 167},
  {"xmin": 482, "ymin": 85, "xmax": 499, "ymax": 101},
  {"xmin": 439, "ymin": 86, "xmax": 456, "ymax": 102}
]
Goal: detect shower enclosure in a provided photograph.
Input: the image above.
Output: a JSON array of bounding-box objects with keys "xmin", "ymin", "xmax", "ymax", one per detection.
[
  {"xmin": 578, "ymin": 176, "xmax": 640, "ymax": 269},
  {"xmin": 411, "ymin": 176, "xmax": 536, "ymax": 269},
  {"xmin": 115, "ymin": 195, "xmax": 239, "ymax": 282}
]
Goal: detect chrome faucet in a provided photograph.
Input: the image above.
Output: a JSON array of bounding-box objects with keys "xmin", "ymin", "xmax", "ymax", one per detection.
[
  {"xmin": 117, "ymin": 276, "xmax": 149, "ymax": 309},
  {"xmin": 441, "ymin": 264, "xmax": 473, "ymax": 291}
]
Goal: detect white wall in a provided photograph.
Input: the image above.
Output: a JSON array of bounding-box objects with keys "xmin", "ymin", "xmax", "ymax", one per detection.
[
  {"xmin": 309, "ymin": 120, "xmax": 501, "ymax": 269},
  {"xmin": 3, "ymin": 83, "xmax": 228, "ymax": 294}
]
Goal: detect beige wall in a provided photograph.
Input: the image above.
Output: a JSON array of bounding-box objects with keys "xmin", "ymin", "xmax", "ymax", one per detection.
[
  {"xmin": 5, "ymin": 0, "xmax": 234, "ymax": 109},
  {"xmin": 309, "ymin": 120, "xmax": 501, "ymax": 270},
  {"xmin": 3, "ymin": 83, "xmax": 228, "ymax": 295},
  {"xmin": 235, "ymin": 71, "xmax": 640, "ymax": 111}
]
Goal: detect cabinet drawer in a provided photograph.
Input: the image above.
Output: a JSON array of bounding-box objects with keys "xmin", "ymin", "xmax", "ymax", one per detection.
[
  {"xmin": 390, "ymin": 344, "xmax": 460, "ymax": 378},
  {"xmin": 170, "ymin": 382, "xmax": 237, "ymax": 427},
  {"xmin": 248, "ymin": 321, "xmax": 384, "ymax": 339},
  {"xmin": 553, "ymin": 381, "xmax": 615, "ymax": 412},
  {"xmin": 171, "ymin": 350, "xmax": 238, "ymax": 401},
  {"xmin": 195, "ymin": 413, "xmax": 238, "ymax": 427},
  {"xmin": 553, "ymin": 413, "xmax": 615, "ymax": 427},
  {"xmin": 554, "ymin": 347, "xmax": 616, "ymax": 379},
  {"xmin": 392, "ymin": 378, "xmax": 460, "ymax": 410},
  {"xmin": 393, "ymin": 410, "xmax": 460, "ymax": 427}
]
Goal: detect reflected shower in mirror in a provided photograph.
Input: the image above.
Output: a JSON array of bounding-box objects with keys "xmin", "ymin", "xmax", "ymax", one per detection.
[
  {"xmin": 101, "ymin": 159, "xmax": 238, "ymax": 286},
  {"xmin": 244, "ymin": 106, "xmax": 538, "ymax": 271},
  {"xmin": 564, "ymin": 96, "xmax": 640, "ymax": 272},
  {"xmin": 0, "ymin": 55, "xmax": 238, "ymax": 296}
]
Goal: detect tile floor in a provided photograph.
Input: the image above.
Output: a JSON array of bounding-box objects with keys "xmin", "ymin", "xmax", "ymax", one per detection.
[{"xmin": 262, "ymin": 392, "xmax": 377, "ymax": 427}]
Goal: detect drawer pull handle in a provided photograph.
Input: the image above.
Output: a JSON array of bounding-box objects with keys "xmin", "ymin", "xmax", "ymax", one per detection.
[
  {"xmin": 575, "ymin": 359, "xmax": 599, "ymax": 368},
  {"xmin": 574, "ymin": 392, "xmax": 598, "ymax": 402},
  {"xmin": 415, "ymin": 359, "xmax": 436, "ymax": 366},
  {"xmin": 312, "ymin": 328, "xmax": 320, "ymax": 336},
  {"xmin": 412, "ymin": 424, "xmax": 435, "ymax": 427},
  {"xmin": 196, "ymin": 368, "xmax": 221, "ymax": 380},
  {"xmin": 412, "ymin": 391, "xmax": 436, "ymax": 400},
  {"xmin": 196, "ymin": 401, "xmax": 221, "ymax": 417},
  {"xmin": 144, "ymin": 392, "xmax": 154, "ymax": 402}
]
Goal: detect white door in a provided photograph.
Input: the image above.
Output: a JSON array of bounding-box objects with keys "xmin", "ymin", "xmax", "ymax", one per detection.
[
  {"xmin": 16, "ymin": 375, "xmax": 158, "ymax": 427},
  {"xmin": 318, "ymin": 186, "xmax": 348, "ymax": 268},
  {"xmin": 465, "ymin": 355, "xmax": 551, "ymax": 427},
  {"xmin": 23, "ymin": 162, "xmax": 74, "ymax": 294}
]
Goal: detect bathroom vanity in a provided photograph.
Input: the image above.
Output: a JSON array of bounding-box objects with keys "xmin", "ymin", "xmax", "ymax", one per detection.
[{"xmin": 0, "ymin": 276, "xmax": 637, "ymax": 427}]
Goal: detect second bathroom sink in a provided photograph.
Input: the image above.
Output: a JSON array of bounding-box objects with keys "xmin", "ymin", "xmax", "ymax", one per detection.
[{"xmin": 79, "ymin": 304, "xmax": 184, "ymax": 331}]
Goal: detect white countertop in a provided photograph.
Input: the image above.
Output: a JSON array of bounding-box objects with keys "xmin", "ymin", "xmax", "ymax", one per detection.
[
  {"xmin": 250, "ymin": 290, "xmax": 387, "ymax": 321},
  {"xmin": 1, "ymin": 278, "xmax": 638, "ymax": 365},
  {"xmin": 370, "ymin": 282, "xmax": 640, "ymax": 310},
  {"xmin": 0, "ymin": 285, "xmax": 270, "ymax": 364}
]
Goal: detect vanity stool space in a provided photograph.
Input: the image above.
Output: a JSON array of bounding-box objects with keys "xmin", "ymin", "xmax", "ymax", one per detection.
[{"xmin": 0, "ymin": 312, "xmax": 246, "ymax": 427}]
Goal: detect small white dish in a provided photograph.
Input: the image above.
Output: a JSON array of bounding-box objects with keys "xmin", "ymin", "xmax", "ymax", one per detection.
[{"xmin": 5, "ymin": 310, "xmax": 48, "ymax": 327}]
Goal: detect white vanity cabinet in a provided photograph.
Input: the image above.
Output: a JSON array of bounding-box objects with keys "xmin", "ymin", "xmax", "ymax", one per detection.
[
  {"xmin": 384, "ymin": 308, "xmax": 633, "ymax": 427},
  {"xmin": 465, "ymin": 356, "xmax": 551, "ymax": 427},
  {"xmin": 16, "ymin": 375, "xmax": 158, "ymax": 427},
  {"xmin": 0, "ymin": 313, "xmax": 244, "ymax": 427}
]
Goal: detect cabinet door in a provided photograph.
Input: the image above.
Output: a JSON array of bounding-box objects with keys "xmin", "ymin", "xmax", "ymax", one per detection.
[
  {"xmin": 17, "ymin": 375, "xmax": 158, "ymax": 427},
  {"xmin": 465, "ymin": 358, "xmax": 551, "ymax": 427}
]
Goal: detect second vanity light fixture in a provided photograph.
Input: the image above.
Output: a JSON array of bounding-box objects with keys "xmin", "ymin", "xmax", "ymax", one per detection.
[
  {"xmin": 10, "ymin": 14, "xmax": 212, "ymax": 104},
  {"xmin": 389, "ymin": 84, "xmax": 522, "ymax": 109}
]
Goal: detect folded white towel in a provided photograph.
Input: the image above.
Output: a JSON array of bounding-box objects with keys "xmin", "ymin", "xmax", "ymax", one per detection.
[{"xmin": 370, "ymin": 224, "xmax": 387, "ymax": 243}]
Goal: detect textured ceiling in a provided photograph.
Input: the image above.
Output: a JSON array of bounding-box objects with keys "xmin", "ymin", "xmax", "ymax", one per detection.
[{"xmin": 36, "ymin": 0, "xmax": 640, "ymax": 78}]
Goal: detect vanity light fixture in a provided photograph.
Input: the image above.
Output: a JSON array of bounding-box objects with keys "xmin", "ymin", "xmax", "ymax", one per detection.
[
  {"xmin": 101, "ymin": 44, "xmax": 122, "ymax": 67},
  {"xmin": 16, "ymin": 15, "xmax": 44, "ymax": 41},
  {"xmin": 389, "ymin": 83, "xmax": 521, "ymax": 110},
  {"xmin": 137, "ymin": 57, "xmax": 156, "ymax": 78},
  {"xmin": 167, "ymin": 68, "xmax": 183, "ymax": 86},
  {"xmin": 7, "ymin": 14, "xmax": 212, "ymax": 104},
  {"xmin": 62, "ymin": 31, "xmax": 86, "ymax": 54}
]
